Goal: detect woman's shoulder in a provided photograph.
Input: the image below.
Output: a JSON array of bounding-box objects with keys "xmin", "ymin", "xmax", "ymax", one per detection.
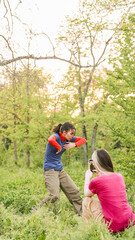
[
  {"xmin": 52, "ymin": 133, "xmax": 59, "ymax": 138},
  {"xmin": 105, "ymin": 172, "xmax": 123, "ymax": 177},
  {"xmin": 111, "ymin": 172, "xmax": 123, "ymax": 178},
  {"xmin": 91, "ymin": 173, "xmax": 124, "ymax": 183},
  {"xmin": 96, "ymin": 172, "xmax": 123, "ymax": 180},
  {"xmin": 113, "ymin": 172, "xmax": 124, "ymax": 182},
  {"xmin": 101, "ymin": 173, "xmax": 125, "ymax": 184},
  {"xmin": 48, "ymin": 133, "xmax": 60, "ymax": 141}
]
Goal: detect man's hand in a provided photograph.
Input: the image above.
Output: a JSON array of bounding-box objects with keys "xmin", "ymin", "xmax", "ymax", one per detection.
[{"xmin": 63, "ymin": 142, "xmax": 76, "ymax": 150}]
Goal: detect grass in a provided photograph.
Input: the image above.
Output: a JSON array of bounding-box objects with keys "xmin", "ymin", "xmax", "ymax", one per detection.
[{"xmin": 0, "ymin": 161, "xmax": 135, "ymax": 240}]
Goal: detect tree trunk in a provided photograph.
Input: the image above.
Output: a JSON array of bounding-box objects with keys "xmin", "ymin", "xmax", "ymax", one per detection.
[
  {"xmin": 14, "ymin": 139, "xmax": 18, "ymax": 165},
  {"xmin": 13, "ymin": 112, "xmax": 18, "ymax": 165},
  {"xmin": 68, "ymin": 150, "xmax": 70, "ymax": 165},
  {"xmin": 26, "ymin": 55, "xmax": 30, "ymax": 167},
  {"xmin": 26, "ymin": 137, "xmax": 30, "ymax": 166},
  {"xmin": 79, "ymin": 95, "xmax": 88, "ymax": 164},
  {"xmin": 91, "ymin": 123, "xmax": 98, "ymax": 154},
  {"xmin": 77, "ymin": 69, "xmax": 88, "ymax": 165},
  {"xmin": 81, "ymin": 124, "xmax": 88, "ymax": 165},
  {"xmin": 12, "ymin": 67, "xmax": 18, "ymax": 165}
]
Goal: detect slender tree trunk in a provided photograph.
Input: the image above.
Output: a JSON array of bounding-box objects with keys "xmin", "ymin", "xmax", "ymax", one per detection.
[
  {"xmin": 26, "ymin": 56, "xmax": 30, "ymax": 167},
  {"xmin": 13, "ymin": 110, "xmax": 18, "ymax": 165},
  {"xmin": 81, "ymin": 124, "xmax": 88, "ymax": 165},
  {"xmin": 26, "ymin": 100, "xmax": 30, "ymax": 167},
  {"xmin": 78, "ymin": 69, "xmax": 88, "ymax": 165},
  {"xmin": 91, "ymin": 123, "xmax": 98, "ymax": 154},
  {"xmin": 12, "ymin": 67, "xmax": 18, "ymax": 165},
  {"xmin": 80, "ymin": 101, "xmax": 88, "ymax": 164},
  {"xmin": 26, "ymin": 137, "xmax": 30, "ymax": 166},
  {"xmin": 68, "ymin": 150, "xmax": 70, "ymax": 165},
  {"xmin": 14, "ymin": 138, "xmax": 18, "ymax": 165}
]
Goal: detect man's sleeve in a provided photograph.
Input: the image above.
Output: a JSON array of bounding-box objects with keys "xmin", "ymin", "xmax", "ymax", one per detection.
[{"xmin": 48, "ymin": 135, "xmax": 61, "ymax": 151}]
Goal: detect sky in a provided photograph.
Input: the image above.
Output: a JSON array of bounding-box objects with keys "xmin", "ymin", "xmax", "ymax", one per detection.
[
  {"xmin": 0, "ymin": 0, "xmax": 80, "ymax": 82},
  {"xmin": 1, "ymin": 0, "xmax": 134, "ymax": 83},
  {"xmin": 11, "ymin": 0, "xmax": 80, "ymax": 81},
  {"xmin": 33, "ymin": 0, "xmax": 80, "ymax": 38},
  {"xmin": 13, "ymin": 0, "xmax": 80, "ymax": 37}
]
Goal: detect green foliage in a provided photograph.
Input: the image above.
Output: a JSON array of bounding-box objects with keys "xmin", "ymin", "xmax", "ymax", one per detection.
[
  {"xmin": 0, "ymin": 168, "xmax": 45, "ymax": 215},
  {"xmin": 97, "ymin": 14, "xmax": 135, "ymax": 169},
  {"xmin": 0, "ymin": 161, "xmax": 134, "ymax": 240},
  {"xmin": 0, "ymin": 0, "xmax": 134, "ymax": 169},
  {"xmin": 0, "ymin": 67, "xmax": 59, "ymax": 167}
]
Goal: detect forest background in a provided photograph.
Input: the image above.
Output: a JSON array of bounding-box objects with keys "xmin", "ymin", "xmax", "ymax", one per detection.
[{"xmin": 0, "ymin": 0, "xmax": 135, "ymax": 239}]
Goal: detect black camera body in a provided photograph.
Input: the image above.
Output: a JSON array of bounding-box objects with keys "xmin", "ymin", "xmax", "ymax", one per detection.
[{"xmin": 89, "ymin": 159, "xmax": 96, "ymax": 171}]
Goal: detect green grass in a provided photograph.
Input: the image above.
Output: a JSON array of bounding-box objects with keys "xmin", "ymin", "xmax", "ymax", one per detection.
[{"xmin": 0, "ymin": 162, "xmax": 135, "ymax": 240}]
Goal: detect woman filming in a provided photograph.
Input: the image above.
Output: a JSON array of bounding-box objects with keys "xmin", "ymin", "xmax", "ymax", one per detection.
[
  {"xmin": 41, "ymin": 122, "xmax": 86, "ymax": 215},
  {"xmin": 83, "ymin": 149, "xmax": 135, "ymax": 232}
]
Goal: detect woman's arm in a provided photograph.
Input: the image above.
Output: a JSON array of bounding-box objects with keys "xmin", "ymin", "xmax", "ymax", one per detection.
[
  {"xmin": 74, "ymin": 137, "xmax": 87, "ymax": 147},
  {"xmin": 84, "ymin": 170, "xmax": 94, "ymax": 197},
  {"xmin": 48, "ymin": 135, "xmax": 61, "ymax": 151},
  {"xmin": 63, "ymin": 137, "xmax": 87, "ymax": 150}
]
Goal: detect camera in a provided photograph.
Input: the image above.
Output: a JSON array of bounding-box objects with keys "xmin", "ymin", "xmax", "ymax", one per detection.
[{"xmin": 89, "ymin": 159, "xmax": 96, "ymax": 171}]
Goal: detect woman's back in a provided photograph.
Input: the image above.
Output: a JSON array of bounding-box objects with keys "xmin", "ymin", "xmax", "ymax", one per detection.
[{"xmin": 89, "ymin": 173, "xmax": 135, "ymax": 232}]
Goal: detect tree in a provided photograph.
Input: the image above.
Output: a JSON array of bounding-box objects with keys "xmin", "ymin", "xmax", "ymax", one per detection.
[
  {"xmin": 99, "ymin": 13, "xmax": 135, "ymax": 170},
  {"xmin": 57, "ymin": 0, "xmax": 133, "ymax": 164},
  {"xmin": 0, "ymin": 66, "xmax": 52, "ymax": 166},
  {"xmin": 0, "ymin": 0, "xmax": 134, "ymax": 165}
]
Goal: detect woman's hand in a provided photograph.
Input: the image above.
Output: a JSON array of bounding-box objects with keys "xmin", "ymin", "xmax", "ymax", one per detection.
[
  {"xmin": 63, "ymin": 142, "xmax": 76, "ymax": 150},
  {"xmin": 56, "ymin": 149, "xmax": 61, "ymax": 154},
  {"xmin": 88, "ymin": 161, "xmax": 97, "ymax": 175}
]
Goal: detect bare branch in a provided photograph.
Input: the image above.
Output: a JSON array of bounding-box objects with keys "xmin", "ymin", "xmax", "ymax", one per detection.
[
  {"xmin": 95, "ymin": 3, "xmax": 133, "ymax": 67},
  {"xmin": 11, "ymin": 15, "xmax": 56, "ymax": 56},
  {"xmin": 15, "ymin": 0, "xmax": 22, "ymax": 11},
  {"xmin": 12, "ymin": 15, "xmax": 30, "ymax": 28},
  {"xmin": 95, "ymin": 35, "xmax": 114, "ymax": 67},
  {"xmin": 3, "ymin": 0, "xmax": 8, "ymax": 17},
  {"xmin": 3, "ymin": 0, "xmax": 10, "ymax": 30},
  {"xmin": 103, "ymin": 2, "xmax": 135, "ymax": 7},
  {"xmin": 3, "ymin": 0, "xmax": 13, "ymax": 33},
  {"xmin": 0, "ymin": 35, "xmax": 14, "ymax": 58},
  {"xmin": 0, "ymin": 54, "xmax": 93, "ymax": 68},
  {"xmin": 6, "ymin": 0, "xmax": 13, "ymax": 19},
  {"xmin": 96, "ymin": 58, "xmax": 105, "ymax": 66},
  {"xmin": 32, "ymin": 32, "xmax": 56, "ymax": 56}
]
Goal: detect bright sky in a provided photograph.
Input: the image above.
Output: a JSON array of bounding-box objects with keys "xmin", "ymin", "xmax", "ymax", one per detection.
[
  {"xmin": 1, "ymin": 0, "xmax": 134, "ymax": 83},
  {"xmin": 14, "ymin": 0, "xmax": 80, "ymax": 81},
  {"xmin": 34, "ymin": 0, "xmax": 80, "ymax": 37},
  {"xmin": 0, "ymin": 0, "xmax": 80, "ymax": 82},
  {"xmin": 14, "ymin": 0, "xmax": 79, "ymax": 36},
  {"xmin": 33, "ymin": 0, "xmax": 79, "ymax": 80}
]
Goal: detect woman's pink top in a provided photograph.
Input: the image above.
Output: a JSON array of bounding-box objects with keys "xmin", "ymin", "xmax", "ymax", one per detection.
[{"xmin": 89, "ymin": 173, "xmax": 135, "ymax": 232}]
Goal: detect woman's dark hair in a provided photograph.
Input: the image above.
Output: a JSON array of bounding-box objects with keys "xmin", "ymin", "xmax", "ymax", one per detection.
[
  {"xmin": 53, "ymin": 122, "xmax": 75, "ymax": 135},
  {"xmin": 96, "ymin": 149, "xmax": 114, "ymax": 172}
]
